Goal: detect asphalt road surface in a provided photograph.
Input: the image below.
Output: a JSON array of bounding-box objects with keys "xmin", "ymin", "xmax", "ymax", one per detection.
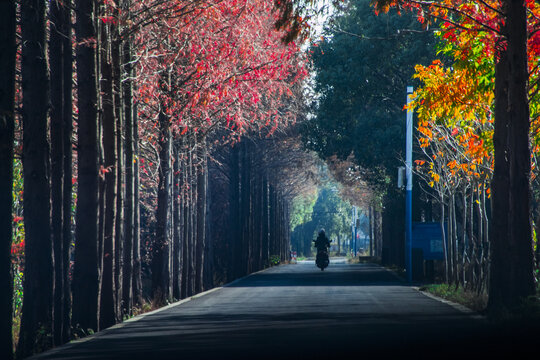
[{"xmin": 33, "ymin": 261, "xmax": 537, "ymax": 359}]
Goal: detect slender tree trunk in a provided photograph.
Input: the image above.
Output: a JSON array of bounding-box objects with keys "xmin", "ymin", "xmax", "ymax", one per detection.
[
  {"xmin": 204, "ymin": 157, "xmax": 212, "ymax": 289},
  {"xmin": 122, "ymin": 37, "xmax": 134, "ymax": 316},
  {"xmin": 181, "ymin": 151, "xmax": 189, "ymax": 298},
  {"xmin": 152, "ymin": 110, "xmax": 171, "ymax": 304},
  {"xmin": 114, "ymin": 53, "xmax": 124, "ymax": 323},
  {"xmin": 61, "ymin": 1, "xmax": 73, "ymax": 343},
  {"xmin": 50, "ymin": 0, "xmax": 66, "ymax": 345},
  {"xmin": 110, "ymin": 12, "xmax": 124, "ymax": 319},
  {"xmin": 99, "ymin": 21, "xmax": 117, "ymax": 330},
  {"xmin": 172, "ymin": 146, "xmax": 181, "ymax": 299},
  {"xmin": 168, "ymin": 155, "xmax": 174, "ymax": 298},
  {"xmin": 132, "ymin": 102, "xmax": 143, "ymax": 306},
  {"xmin": 188, "ymin": 147, "xmax": 195, "ymax": 296},
  {"xmin": 72, "ymin": 0, "xmax": 100, "ymax": 334},
  {"xmin": 229, "ymin": 145, "xmax": 240, "ymax": 281},
  {"xmin": 195, "ymin": 145, "xmax": 207, "ymax": 293},
  {"xmin": 0, "ymin": 2, "xmax": 16, "ymax": 358},
  {"xmin": 262, "ymin": 173, "xmax": 269, "ymax": 267},
  {"xmin": 18, "ymin": 1, "xmax": 53, "ymax": 357},
  {"xmin": 96, "ymin": 20, "xmax": 105, "ymax": 322},
  {"xmin": 240, "ymin": 142, "xmax": 249, "ymax": 276}
]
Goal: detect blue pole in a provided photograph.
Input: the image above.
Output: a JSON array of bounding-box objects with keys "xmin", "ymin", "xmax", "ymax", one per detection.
[
  {"xmin": 406, "ymin": 86, "xmax": 413, "ymax": 283},
  {"xmin": 352, "ymin": 207, "xmax": 355, "ymax": 256},
  {"xmin": 354, "ymin": 217, "xmax": 357, "ymax": 257}
]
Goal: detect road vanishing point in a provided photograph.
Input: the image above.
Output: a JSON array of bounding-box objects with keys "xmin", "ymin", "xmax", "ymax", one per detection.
[{"xmin": 32, "ymin": 260, "xmax": 536, "ymax": 359}]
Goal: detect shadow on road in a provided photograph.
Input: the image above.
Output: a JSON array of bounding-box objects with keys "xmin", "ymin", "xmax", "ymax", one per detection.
[{"xmin": 227, "ymin": 263, "xmax": 404, "ymax": 287}]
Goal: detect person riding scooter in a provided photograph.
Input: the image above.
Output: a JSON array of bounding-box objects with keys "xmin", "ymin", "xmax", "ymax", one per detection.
[
  {"xmin": 313, "ymin": 229, "xmax": 331, "ymax": 270},
  {"xmin": 313, "ymin": 229, "xmax": 330, "ymax": 251}
]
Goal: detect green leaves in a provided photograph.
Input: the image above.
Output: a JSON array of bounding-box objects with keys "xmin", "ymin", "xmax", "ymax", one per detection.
[{"xmin": 304, "ymin": 0, "xmax": 436, "ymax": 191}]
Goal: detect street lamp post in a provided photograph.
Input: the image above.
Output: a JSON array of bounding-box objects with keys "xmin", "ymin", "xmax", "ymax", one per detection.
[{"xmin": 406, "ymin": 86, "xmax": 413, "ymax": 283}]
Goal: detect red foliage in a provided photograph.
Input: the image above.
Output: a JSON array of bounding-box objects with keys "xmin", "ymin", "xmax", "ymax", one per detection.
[{"xmin": 135, "ymin": 0, "xmax": 307, "ymax": 139}]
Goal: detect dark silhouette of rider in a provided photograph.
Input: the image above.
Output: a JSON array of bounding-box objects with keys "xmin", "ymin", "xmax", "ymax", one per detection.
[{"xmin": 313, "ymin": 229, "xmax": 330, "ymax": 251}]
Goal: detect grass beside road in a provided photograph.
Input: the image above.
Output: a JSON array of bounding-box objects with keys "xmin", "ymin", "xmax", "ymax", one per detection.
[
  {"xmin": 419, "ymin": 284, "xmax": 488, "ymax": 312},
  {"xmin": 419, "ymin": 283, "xmax": 540, "ymax": 322}
]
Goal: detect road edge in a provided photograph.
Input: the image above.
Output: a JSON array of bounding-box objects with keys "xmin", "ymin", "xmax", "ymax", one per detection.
[
  {"xmin": 379, "ymin": 264, "xmax": 486, "ymax": 321},
  {"xmin": 413, "ymin": 287, "xmax": 487, "ymax": 320}
]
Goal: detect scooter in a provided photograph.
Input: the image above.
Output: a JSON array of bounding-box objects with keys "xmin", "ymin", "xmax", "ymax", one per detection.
[{"xmin": 315, "ymin": 248, "xmax": 329, "ymax": 271}]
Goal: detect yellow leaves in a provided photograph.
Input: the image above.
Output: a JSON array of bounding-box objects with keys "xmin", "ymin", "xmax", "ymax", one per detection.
[{"xmin": 430, "ymin": 171, "xmax": 440, "ymax": 183}]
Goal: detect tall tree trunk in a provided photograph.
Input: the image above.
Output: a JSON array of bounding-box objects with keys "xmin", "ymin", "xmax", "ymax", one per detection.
[
  {"xmin": 72, "ymin": 0, "xmax": 100, "ymax": 334},
  {"xmin": 152, "ymin": 110, "xmax": 171, "ymax": 305},
  {"xmin": 204, "ymin": 157, "xmax": 212, "ymax": 289},
  {"xmin": 240, "ymin": 142, "xmax": 250, "ymax": 275},
  {"xmin": 132, "ymin": 114, "xmax": 143, "ymax": 306},
  {"xmin": 195, "ymin": 145, "xmax": 207, "ymax": 293},
  {"xmin": 181, "ymin": 151, "xmax": 189, "ymax": 298},
  {"xmin": 262, "ymin": 173, "xmax": 269, "ymax": 267},
  {"xmin": 172, "ymin": 145, "xmax": 181, "ymax": 299},
  {"xmin": 505, "ymin": 0, "xmax": 535, "ymax": 303},
  {"xmin": 50, "ymin": 0, "xmax": 67, "ymax": 345},
  {"xmin": 110, "ymin": 11, "xmax": 124, "ymax": 319},
  {"xmin": 18, "ymin": 1, "xmax": 53, "ymax": 357},
  {"xmin": 61, "ymin": 1, "xmax": 73, "ymax": 343},
  {"xmin": 0, "ymin": 1, "xmax": 16, "ymax": 358},
  {"xmin": 122, "ymin": 38, "xmax": 134, "ymax": 316},
  {"xmin": 229, "ymin": 145, "xmax": 241, "ymax": 280},
  {"xmin": 132, "ymin": 102, "xmax": 143, "ymax": 307},
  {"xmin": 99, "ymin": 21, "xmax": 117, "ymax": 330},
  {"xmin": 489, "ymin": 1, "xmax": 535, "ymax": 313},
  {"xmin": 127, "ymin": 40, "xmax": 143, "ymax": 306},
  {"xmin": 114, "ymin": 56, "xmax": 124, "ymax": 323},
  {"xmin": 188, "ymin": 147, "xmax": 195, "ymax": 296}
]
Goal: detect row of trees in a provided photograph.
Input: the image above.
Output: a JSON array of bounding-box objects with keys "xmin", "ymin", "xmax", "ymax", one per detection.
[
  {"xmin": 0, "ymin": 1, "xmax": 311, "ymax": 359},
  {"xmin": 290, "ymin": 184, "xmax": 356, "ymax": 257}
]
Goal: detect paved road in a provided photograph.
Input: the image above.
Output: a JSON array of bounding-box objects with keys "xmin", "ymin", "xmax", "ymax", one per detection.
[{"xmin": 33, "ymin": 262, "xmax": 535, "ymax": 359}]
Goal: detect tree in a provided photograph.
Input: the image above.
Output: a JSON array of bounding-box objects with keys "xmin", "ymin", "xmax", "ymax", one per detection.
[
  {"xmin": 50, "ymin": 0, "xmax": 73, "ymax": 344},
  {"xmin": 17, "ymin": 0, "xmax": 54, "ymax": 357},
  {"xmin": 304, "ymin": 0, "xmax": 435, "ymax": 185},
  {"xmin": 72, "ymin": 0, "xmax": 100, "ymax": 333},
  {"xmin": 0, "ymin": 1, "xmax": 16, "ymax": 358},
  {"xmin": 99, "ymin": 3, "xmax": 119, "ymax": 329},
  {"xmin": 489, "ymin": 0, "xmax": 535, "ymax": 314}
]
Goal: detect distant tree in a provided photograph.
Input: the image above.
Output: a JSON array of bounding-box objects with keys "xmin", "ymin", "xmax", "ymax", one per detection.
[{"xmin": 310, "ymin": 186, "xmax": 352, "ymax": 244}]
